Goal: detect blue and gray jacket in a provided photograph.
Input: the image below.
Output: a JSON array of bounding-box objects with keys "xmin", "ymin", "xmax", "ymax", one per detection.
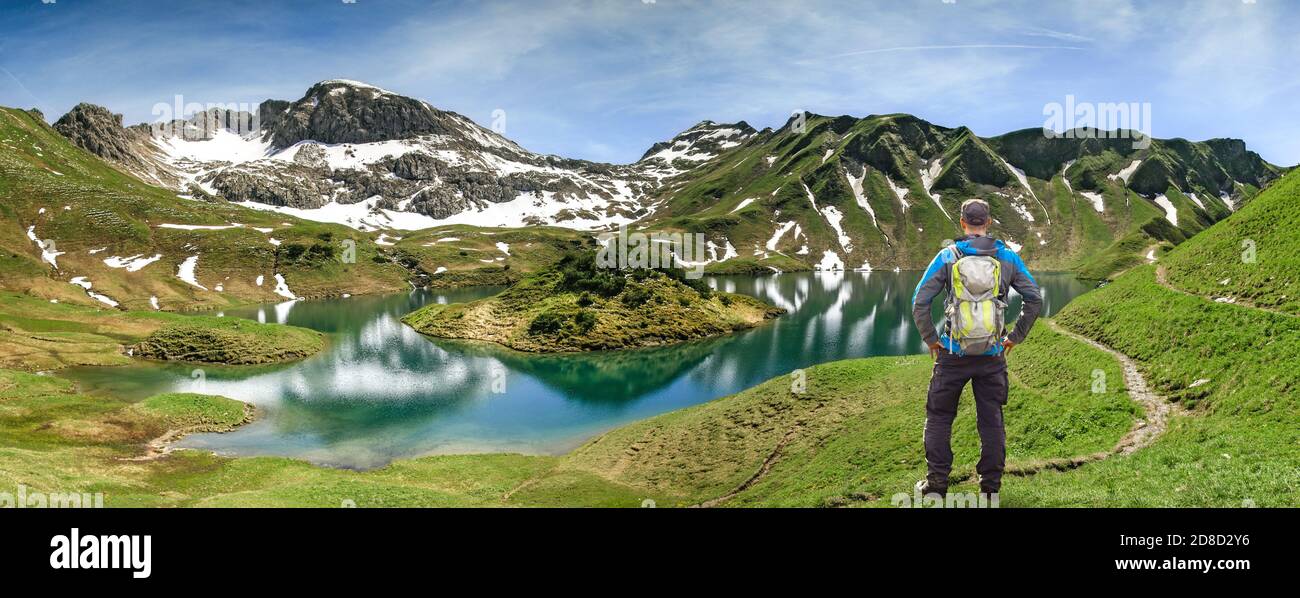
[{"xmin": 911, "ymin": 235, "xmax": 1042, "ymax": 356}]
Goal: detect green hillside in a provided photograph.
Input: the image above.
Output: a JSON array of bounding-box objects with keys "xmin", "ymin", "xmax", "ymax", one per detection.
[
  {"xmin": 390, "ymin": 224, "xmax": 591, "ymax": 288},
  {"xmin": 0, "ymin": 292, "xmax": 323, "ymax": 371},
  {"xmin": 0, "ymin": 107, "xmax": 409, "ymax": 310},
  {"xmin": 1160, "ymin": 169, "xmax": 1300, "ymax": 314},
  {"xmin": 644, "ymin": 112, "xmax": 1280, "ymax": 278}
]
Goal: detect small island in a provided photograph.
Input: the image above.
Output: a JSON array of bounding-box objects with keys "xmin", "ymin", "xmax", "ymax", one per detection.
[
  {"xmin": 402, "ymin": 252, "xmax": 784, "ymax": 352},
  {"xmin": 132, "ymin": 317, "xmax": 326, "ymax": 365}
]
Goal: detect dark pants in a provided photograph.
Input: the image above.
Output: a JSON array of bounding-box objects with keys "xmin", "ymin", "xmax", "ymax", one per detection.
[{"xmin": 924, "ymin": 350, "xmax": 1008, "ymax": 492}]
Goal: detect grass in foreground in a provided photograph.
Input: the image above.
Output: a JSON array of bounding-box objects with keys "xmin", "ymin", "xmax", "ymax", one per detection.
[
  {"xmin": 132, "ymin": 393, "xmax": 249, "ymax": 431},
  {"xmin": 0, "ymin": 321, "xmax": 1138, "ymax": 507},
  {"xmin": 1015, "ymin": 266, "xmax": 1298, "ymax": 506}
]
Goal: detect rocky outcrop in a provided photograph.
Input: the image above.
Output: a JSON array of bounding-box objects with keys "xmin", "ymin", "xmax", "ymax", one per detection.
[
  {"xmin": 53, "ymin": 103, "xmax": 176, "ymax": 184},
  {"xmin": 261, "ymin": 80, "xmax": 455, "ymax": 147},
  {"xmin": 206, "ymin": 164, "xmax": 334, "ymax": 208}
]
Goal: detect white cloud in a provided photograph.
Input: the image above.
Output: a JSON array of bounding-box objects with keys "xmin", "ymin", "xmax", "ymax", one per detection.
[{"xmin": 4, "ymin": 0, "xmax": 1296, "ymax": 165}]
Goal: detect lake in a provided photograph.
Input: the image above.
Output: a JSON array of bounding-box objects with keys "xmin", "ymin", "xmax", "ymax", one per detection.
[{"xmin": 61, "ymin": 271, "xmax": 1092, "ymax": 469}]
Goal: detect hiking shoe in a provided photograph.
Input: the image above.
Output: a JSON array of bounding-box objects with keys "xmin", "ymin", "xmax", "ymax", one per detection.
[{"xmin": 915, "ymin": 479, "xmax": 947, "ymax": 498}]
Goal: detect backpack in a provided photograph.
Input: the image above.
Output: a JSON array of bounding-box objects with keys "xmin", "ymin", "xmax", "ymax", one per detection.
[{"xmin": 945, "ymin": 247, "xmax": 1006, "ymax": 355}]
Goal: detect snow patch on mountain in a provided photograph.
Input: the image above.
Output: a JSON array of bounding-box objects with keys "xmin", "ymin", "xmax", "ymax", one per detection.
[
  {"xmin": 801, "ymin": 182, "xmax": 818, "ymax": 211},
  {"xmin": 638, "ymin": 122, "xmax": 752, "ymax": 177},
  {"xmin": 919, "ymin": 160, "xmax": 951, "ymax": 221},
  {"xmin": 885, "ymin": 176, "xmax": 910, "ymax": 211},
  {"xmin": 156, "ymin": 129, "xmax": 272, "ymax": 164},
  {"xmin": 1080, "ymin": 191, "xmax": 1105, "ymax": 213},
  {"xmin": 845, "ymin": 167, "xmax": 878, "ymax": 228},
  {"xmin": 817, "ymin": 250, "xmax": 844, "ymax": 272},
  {"xmin": 273, "ymin": 274, "xmax": 297, "ymax": 300},
  {"xmin": 1153, "ymin": 194, "xmax": 1178, "ymax": 226},
  {"xmin": 176, "ymin": 256, "xmax": 207, "ymax": 290},
  {"xmin": 235, "ymin": 198, "xmax": 439, "ymax": 231},
  {"xmin": 1109, "ymin": 159, "xmax": 1142, "ymax": 184},
  {"xmin": 26, "ymin": 225, "xmax": 64, "ymax": 268},
  {"xmin": 1000, "ymin": 157, "xmax": 1051, "ymax": 224},
  {"xmin": 820, "ymin": 205, "xmax": 852, "ymax": 253},
  {"xmin": 69, "ymin": 277, "xmax": 119, "ymax": 308},
  {"xmin": 103, "ymin": 254, "xmax": 162, "ymax": 272},
  {"xmin": 767, "ymin": 221, "xmax": 798, "ymax": 251},
  {"xmin": 1220, "ymin": 190, "xmax": 1236, "ymax": 211}
]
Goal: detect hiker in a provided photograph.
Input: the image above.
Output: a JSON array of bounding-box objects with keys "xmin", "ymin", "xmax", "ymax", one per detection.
[{"xmin": 910, "ymin": 198, "xmax": 1042, "ymax": 499}]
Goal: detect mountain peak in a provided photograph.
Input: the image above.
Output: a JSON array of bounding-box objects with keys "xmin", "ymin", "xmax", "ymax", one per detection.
[
  {"xmin": 52, "ymin": 102, "xmax": 177, "ymax": 186},
  {"xmin": 261, "ymin": 80, "xmax": 447, "ymax": 147},
  {"xmin": 638, "ymin": 120, "xmax": 756, "ymax": 167},
  {"xmin": 54, "ymin": 103, "xmax": 143, "ymax": 160},
  {"xmin": 310, "ymin": 79, "xmax": 400, "ymax": 97}
]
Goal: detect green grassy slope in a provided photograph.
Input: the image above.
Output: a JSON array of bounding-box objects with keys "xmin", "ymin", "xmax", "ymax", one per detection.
[
  {"xmin": 559, "ymin": 323, "xmax": 1137, "ymax": 506},
  {"xmin": 0, "ymin": 107, "xmax": 410, "ymax": 310},
  {"xmin": 0, "ymin": 292, "xmax": 322, "ymax": 371},
  {"xmin": 133, "ymin": 393, "xmax": 250, "ymax": 432},
  {"xmin": 1023, "ymin": 266, "xmax": 1298, "ymax": 505},
  {"xmin": 644, "ymin": 113, "xmax": 1279, "ymax": 278},
  {"xmin": 390, "ymin": 224, "xmax": 591, "ymax": 287},
  {"xmin": 1161, "ymin": 169, "xmax": 1300, "ymax": 314}
]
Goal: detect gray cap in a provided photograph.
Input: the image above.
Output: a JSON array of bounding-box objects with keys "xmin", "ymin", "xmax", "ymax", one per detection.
[{"xmin": 960, "ymin": 199, "xmax": 990, "ymax": 226}]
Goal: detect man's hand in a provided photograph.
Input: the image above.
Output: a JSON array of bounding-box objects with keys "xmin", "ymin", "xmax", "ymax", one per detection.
[
  {"xmin": 928, "ymin": 341, "xmax": 943, "ymax": 360},
  {"xmin": 1002, "ymin": 338, "xmax": 1017, "ymax": 356}
]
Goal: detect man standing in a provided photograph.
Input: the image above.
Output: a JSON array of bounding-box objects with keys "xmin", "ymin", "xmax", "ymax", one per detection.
[{"xmin": 910, "ymin": 198, "xmax": 1042, "ymax": 499}]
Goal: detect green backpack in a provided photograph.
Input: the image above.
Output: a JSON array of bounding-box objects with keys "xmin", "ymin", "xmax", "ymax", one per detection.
[{"xmin": 946, "ymin": 247, "xmax": 1006, "ymax": 355}]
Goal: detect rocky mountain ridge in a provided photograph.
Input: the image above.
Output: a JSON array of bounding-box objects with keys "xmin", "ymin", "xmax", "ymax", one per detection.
[{"xmin": 45, "ymin": 81, "xmax": 1285, "ymax": 273}]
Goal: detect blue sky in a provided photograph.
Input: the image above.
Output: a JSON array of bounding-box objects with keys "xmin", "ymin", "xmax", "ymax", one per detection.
[{"xmin": 2, "ymin": 0, "xmax": 1298, "ymax": 165}]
